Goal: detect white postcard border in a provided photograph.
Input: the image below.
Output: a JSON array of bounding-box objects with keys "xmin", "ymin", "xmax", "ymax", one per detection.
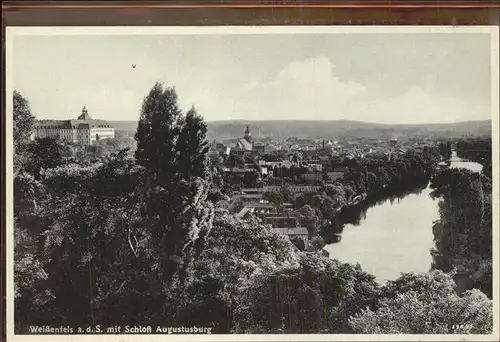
[{"xmin": 5, "ymin": 25, "xmax": 500, "ymax": 342}]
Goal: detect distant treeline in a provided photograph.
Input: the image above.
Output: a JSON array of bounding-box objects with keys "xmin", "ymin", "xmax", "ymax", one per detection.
[
  {"xmin": 205, "ymin": 120, "xmax": 492, "ymax": 141},
  {"xmin": 109, "ymin": 119, "xmax": 492, "ymax": 141},
  {"xmin": 456, "ymin": 138, "xmax": 492, "ymax": 178}
]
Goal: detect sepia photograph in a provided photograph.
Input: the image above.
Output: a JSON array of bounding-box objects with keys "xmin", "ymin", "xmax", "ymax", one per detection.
[{"xmin": 5, "ymin": 26, "xmax": 499, "ymax": 341}]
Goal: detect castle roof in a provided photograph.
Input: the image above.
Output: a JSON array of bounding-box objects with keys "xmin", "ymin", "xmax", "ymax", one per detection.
[
  {"xmin": 36, "ymin": 119, "xmax": 112, "ymax": 129},
  {"xmin": 36, "ymin": 106, "xmax": 112, "ymax": 129}
]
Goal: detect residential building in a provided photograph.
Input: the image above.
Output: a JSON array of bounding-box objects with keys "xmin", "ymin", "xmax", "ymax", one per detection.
[
  {"xmin": 300, "ymin": 173, "xmax": 324, "ymax": 184},
  {"xmin": 210, "ymin": 140, "xmax": 230, "ymax": 156},
  {"xmin": 263, "ymin": 216, "xmax": 298, "ymax": 228},
  {"xmin": 326, "ymin": 171, "xmax": 344, "ymax": 182}
]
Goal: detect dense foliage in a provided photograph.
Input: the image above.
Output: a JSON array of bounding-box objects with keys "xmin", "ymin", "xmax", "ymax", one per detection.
[
  {"xmin": 13, "ymin": 89, "xmax": 493, "ymax": 335},
  {"xmin": 438, "ymin": 141, "xmax": 452, "ymax": 160},
  {"xmin": 13, "ymin": 90, "xmax": 36, "ymax": 173},
  {"xmin": 14, "ymin": 88, "xmax": 214, "ymax": 330},
  {"xmin": 349, "ymin": 271, "xmax": 493, "ymax": 334},
  {"xmin": 456, "ymin": 138, "xmax": 492, "ymax": 179},
  {"xmin": 430, "ymin": 168, "xmax": 492, "ymax": 298}
]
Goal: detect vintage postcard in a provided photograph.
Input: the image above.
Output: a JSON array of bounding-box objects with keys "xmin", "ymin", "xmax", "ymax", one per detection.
[{"xmin": 4, "ymin": 26, "xmax": 499, "ymax": 341}]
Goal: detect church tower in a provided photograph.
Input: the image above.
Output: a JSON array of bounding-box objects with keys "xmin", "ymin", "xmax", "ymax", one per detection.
[
  {"xmin": 77, "ymin": 106, "xmax": 92, "ymax": 120},
  {"xmin": 244, "ymin": 125, "xmax": 252, "ymax": 142}
]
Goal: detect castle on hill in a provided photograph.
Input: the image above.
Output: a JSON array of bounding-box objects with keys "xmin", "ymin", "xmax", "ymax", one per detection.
[{"xmin": 33, "ymin": 106, "xmax": 115, "ymax": 146}]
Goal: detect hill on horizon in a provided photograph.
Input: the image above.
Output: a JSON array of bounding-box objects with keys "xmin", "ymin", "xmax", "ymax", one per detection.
[{"xmin": 108, "ymin": 119, "xmax": 492, "ymax": 141}]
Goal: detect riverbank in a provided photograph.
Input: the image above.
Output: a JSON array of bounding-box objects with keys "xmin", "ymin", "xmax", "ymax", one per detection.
[
  {"xmin": 324, "ymin": 183, "xmax": 438, "ymax": 283},
  {"xmin": 323, "ymin": 152, "xmax": 490, "ymax": 289},
  {"xmin": 321, "ymin": 176, "xmax": 433, "ymax": 244},
  {"xmin": 428, "ymin": 158, "xmax": 491, "ymax": 298}
]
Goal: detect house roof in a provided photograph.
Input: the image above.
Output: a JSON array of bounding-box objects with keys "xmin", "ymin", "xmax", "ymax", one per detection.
[
  {"xmin": 264, "ymin": 216, "xmax": 298, "ymax": 220},
  {"xmin": 232, "ymin": 168, "xmax": 255, "ymax": 173},
  {"xmin": 241, "ymin": 187, "xmax": 265, "ymax": 193},
  {"xmin": 35, "ymin": 120, "xmax": 69, "ymax": 129},
  {"xmin": 237, "ymin": 138, "xmax": 253, "ymax": 151},
  {"xmin": 236, "ymin": 207, "xmax": 252, "ymax": 218},
  {"xmin": 271, "ymin": 227, "xmax": 309, "ymax": 236},
  {"xmin": 245, "ymin": 202, "xmax": 275, "ymax": 208}
]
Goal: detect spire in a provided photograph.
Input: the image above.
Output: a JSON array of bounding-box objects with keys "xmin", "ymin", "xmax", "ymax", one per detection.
[{"xmin": 244, "ymin": 125, "xmax": 251, "ymax": 141}]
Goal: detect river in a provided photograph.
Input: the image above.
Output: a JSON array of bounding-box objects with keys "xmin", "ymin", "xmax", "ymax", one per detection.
[{"xmin": 324, "ymin": 151, "xmax": 483, "ymax": 283}]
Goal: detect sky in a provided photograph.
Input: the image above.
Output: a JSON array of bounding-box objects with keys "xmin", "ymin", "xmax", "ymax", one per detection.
[{"xmin": 11, "ymin": 31, "xmax": 493, "ymax": 124}]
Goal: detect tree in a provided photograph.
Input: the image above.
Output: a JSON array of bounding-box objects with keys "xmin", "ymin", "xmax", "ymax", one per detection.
[
  {"xmin": 349, "ymin": 271, "xmax": 493, "ymax": 334},
  {"xmin": 309, "ymin": 236, "xmax": 325, "ymax": 251},
  {"xmin": 134, "ymin": 83, "xmax": 216, "ymax": 287},
  {"xmin": 189, "ymin": 211, "xmax": 301, "ymax": 333},
  {"xmin": 207, "ymin": 154, "xmax": 224, "ymax": 187},
  {"xmin": 456, "ymin": 138, "xmax": 492, "ymax": 179},
  {"xmin": 263, "ymin": 191, "xmax": 284, "ymax": 208},
  {"xmin": 242, "ymin": 171, "xmax": 260, "ymax": 188},
  {"xmin": 26, "ymin": 137, "xmax": 71, "ymax": 177},
  {"xmin": 90, "ymin": 136, "xmax": 134, "ymax": 158},
  {"xmin": 430, "ymin": 168, "xmax": 492, "ymax": 298},
  {"xmin": 14, "ymin": 223, "xmax": 53, "ymax": 331},
  {"xmin": 13, "ymin": 90, "xmax": 36, "ymax": 172},
  {"xmin": 296, "ymin": 204, "xmax": 319, "ymax": 237},
  {"xmin": 234, "ymin": 254, "xmax": 379, "ymax": 333},
  {"xmin": 135, "ymin": 82, "xmax": 183, "ymax": 184},
  {"xmin": 176, "ymin": 106, "xmax": 209, "ymax": 180},
  {"xmin": 324, "ymin": 183, "xmax": 347, "ymax": 208},
  {"xmin": 143, "ymin": 178, "xmax": 215, "ymax": 287},
  {"xmin": 226, "ymin": 154, "xmax": 245, "ymax": 168},
  {"xmin": 438, "ymin": 142, "xmax": 452, "ymax": 160}
]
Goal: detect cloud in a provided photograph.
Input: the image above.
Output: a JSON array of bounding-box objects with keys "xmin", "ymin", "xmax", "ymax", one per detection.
[
  {"xmin": 362, "ymin": 86, "xmax": 490, "ymax": 124},
  {"xmin": 266, "ymin": 56, "xmax": 366, "ymax": 107},
  {"xmin": 27, "ymin": 54, "xmax": 491, "ymax": 124},
  {"xmin": 219, "ymin": 56, "xmax": 491, "ymax": 123},
  {"xmin": 233, "ymin": 56, "xmax": 366, "ymax": 121}
]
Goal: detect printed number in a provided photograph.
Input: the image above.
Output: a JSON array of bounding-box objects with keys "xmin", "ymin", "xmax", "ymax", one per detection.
[{"xmin": 452, "ymin": 324, "xmax": 472, "ymax": 330}]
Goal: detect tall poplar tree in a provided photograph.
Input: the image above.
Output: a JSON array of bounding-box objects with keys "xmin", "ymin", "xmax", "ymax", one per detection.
[
  {"xmin": 134, "ymin": 82, "xmax": 214, "ymax": 288},
  {"xmin": 134, "ymin": 82, "xmax": 183, "ymax": 184},
  {"xmin": 176, "ymin": 106, "xmax": 209, "ymax": 180}
]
